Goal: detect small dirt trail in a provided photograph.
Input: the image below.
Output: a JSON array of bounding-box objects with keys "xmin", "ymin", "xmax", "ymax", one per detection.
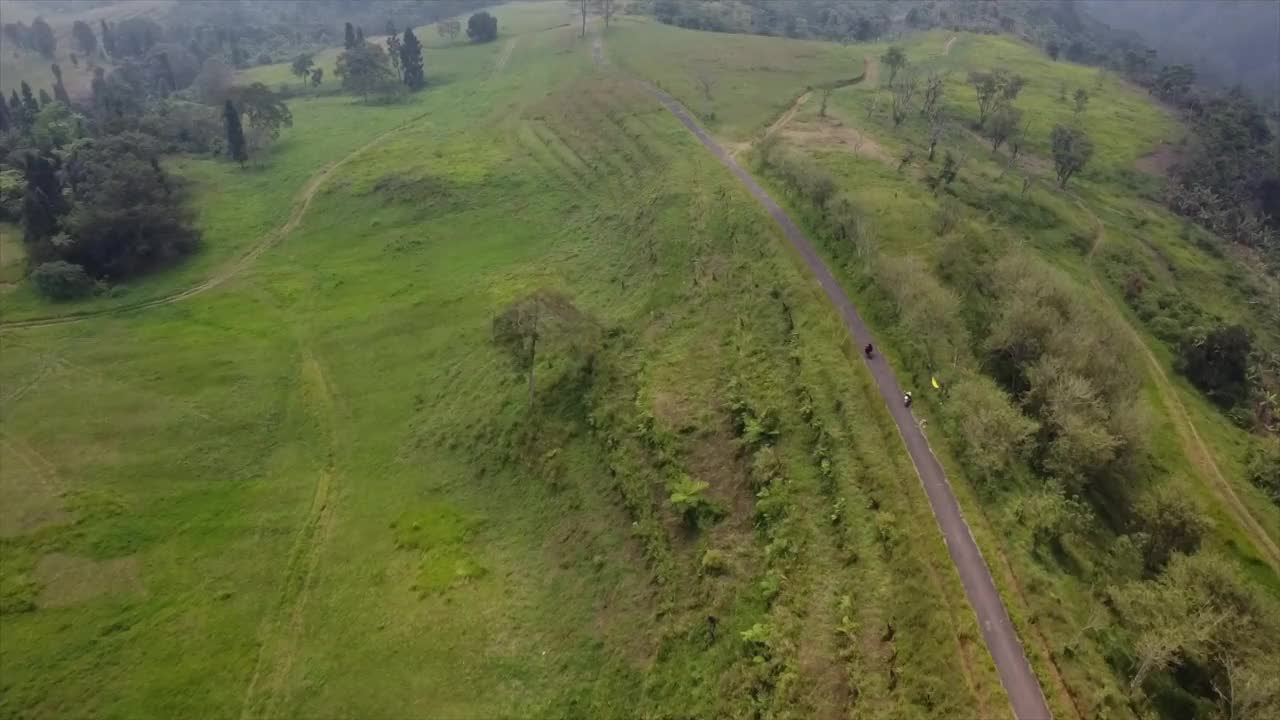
[
  {"xmin": 944, "ymin": 35, "xmax": 958, "ymax": 55},
  {"xmin": 766, "ymin": 91, "xmax": 811, "ymax": 139},
  {"xmin": 1079, "ymin": 203, "xmax": 1280, "ymax": 572},
  {"xmin": 240, "ymin": 347, "xmax": 340, "ymax": 720},
  {"xmin": 862, "ymin": 55, "xmax": 880, "ymax": 88},
  {"xmin": 493, "ymin": 36, "xmax": 519, "ymax": 75},
  {"xmin": 640, "ymin": 82, "xmax": 1051, "ymax": 720},
  {"xmin": 1, "ymin": 116, "xmax": 425, "ymax": 332}
]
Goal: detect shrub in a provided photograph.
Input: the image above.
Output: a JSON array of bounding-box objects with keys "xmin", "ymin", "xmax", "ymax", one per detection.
[
  {"xmin": 700, "ymin": 548, "xmax": 729, "ymax": 576},
  {"xmin": 668, "ymin": 475, "xmax": 725, "ymax": 529},
  {"xmin": 466, "ymin": 11, "xmax": 499, "ymax": 43},
  {"xmin": 1246, "ymin": 442, "xmax": 1280, "ymax": 504},
  {"xmin": 31, "ymin": 261, "xmax": 95, "ymax": 300}
]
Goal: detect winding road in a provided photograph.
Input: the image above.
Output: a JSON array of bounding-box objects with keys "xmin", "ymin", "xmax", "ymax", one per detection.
[{"xmin": 641, "ymin": 82, "xmax": 1053, "ymax": 720}]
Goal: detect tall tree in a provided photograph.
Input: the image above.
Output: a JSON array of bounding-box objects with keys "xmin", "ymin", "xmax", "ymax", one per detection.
[
  {"xmin": 492, "ymin": 289, "xmax": 598, "ymax": 408},
  {"xmin": 1050, "ymin": 125, "xmax": 1094, "ymax": 188},
  {"xmin": 37, "ymin": 89, "xmax": 52, "ymax": 108},
  {"xmin": 386, "ymin": 32, "xmax": 403, "ymax": 81},
  {"xmin": 579, "ymin": 0, "xmax": 588, "ymax": 38},
  {"xmin": 356, "ymin": 26, "xmax": 364, "ymax": 44},
  {"xmin": 881, "ymin": 46, "xmax": 907, "ymax": 85},
  {"xmin": 19, "ymin": 151, "xmax": 65, "ymax": 245},
  {"xmin": 290, "ymin": 53, "xmax": 314, "ymax": 87},
  {"xmin": 223, "ymin": 99, "xmax": 247, "ymax": 166},
  {"xmin": 30, "ymin": 17, "xmax": 56, "ymax": 59},
  {"xmin": 20, "ymin": 82, "xmax": 40, "ymax": 117},
  {"xmin": 9, "ymin": 91, "xmax": 27, "ymax": 130},
  {"xmin": 400, "ymin": 28, "xmax": 425, "ymax": 90},
  {"xmin": 72, "ymin": 20, "xmax": 97, "ymax": 55},
  {"xmin": 100, "ymin": 20, "xmax": 116, "ymax": 57},
  {"xmin": 50, "ymin": 64, "xmax": 71, "ymax": 104},
  {"xmin": 344, "ymin": 22, "xmax": 356, "ymax": 49},
  {"xmin": 229, "ymin": 83, "xmax": 293, "ymax": 147}
]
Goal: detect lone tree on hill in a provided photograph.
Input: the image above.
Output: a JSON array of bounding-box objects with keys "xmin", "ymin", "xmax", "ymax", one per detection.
[
  {"xmin": 467, "ymin": 11, "xmax": 499, "ymax": 43},
  {"xmin": 1050, "ymin": 125, "xmax": 1094, "ymax": 188},
  {"xmin": 987, "ymin": 104, "xmax": 1022, "ymax": 152},
  {"xmin": 223, "ymin": 100, "xmax": 247, "ymax": 167},
  {"xmin": 492, "ymin": 289, "xmax": 598, "ymax": 408},
  {"xmin": 400, "ymin": 28, "xmax": 425, "ymax": 89},
  {"xmin": 881, "ymin": 46, "xmax": 908, "ymax": 85},
  {"xmin": 291, "ymin": 54, "xmax": 314, "ymax": 87}
]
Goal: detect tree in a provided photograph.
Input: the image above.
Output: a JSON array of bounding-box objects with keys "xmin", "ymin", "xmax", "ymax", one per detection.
[
  {"xmin": 579, "ymin": 0, "xmax": 588, "ymax": 38},
  {"xmin": 881, "ymin": 46, "xmax": 907, "ymax": 85},
  {"xmin": 950, "ymin": 374, "xmax": 1039, "ymax": 485},
  {"xmin": 467, "ymin": 11, "xmax": 499, "ymax": 43},
  {"xmin": 987, "ymin": 104, "xmax": 1022, "ymax": 152},
  {"xmin": 223, "ymin": 100, "xmax": 247, "ymax": 166},
  {"xmin": 229, "ymin": 83, "xmax": 293, "ymax": 147},
  {"xmin": 1046, "ymin": 40, "xmax": 1060, "ymax": 61},
  {"xmin": 290, "ymin": 54, "xmax": 314, "ymax": 87},
  {"xmin": 59, "ymin": 133, "xmax": 200, "ymax": 279},
  {"xmin": 50, "ymin": 64, "xmax": 71, "ymax": 104},
  {"xmin": 20, "ymin": 82, "xmax": 40, "ymax": 118},
  {"xmin": 356, "ymin": 27, "xmax": 364, "ymax": 44},
  {"xmin": 335, "ymin": 42, "xmax": 398, "ymax": 102},
  {"xmin": 1050, "ymin": 125, "xmax": 1094, "ymax": 187},
  {"xmin": 30, "ymin": 17, "xmax": 55, "ymax": 59},
  {"xmin": 1072, "ymin": 88, "xmax": 1089, "ymax": 118},
  {"xmin": 595, "ymin": 0, "xmax": 615, "ymax": 29},
  {"xmin": 1179, "ymin": 325, "xmax": 1252, "ymax": 407},
  {"xmin": 31, "ymin": 261, "xmax": 94, "ymax": 300},
  {"xmin": 100, "ymin": 20, "xmax": 117, "ymax": 57},
  {"xmin": 310, "ymin": 67, "xmax": 323, "ymax": 87},
  {"xmin": 969, "ymin": 69, "xmax": 1025, "ymax": 127},
  {"xmin": 1135, "ymin": 489, "xmax": 1210, "ymax": 574},
  {"xmin": 72, "ymin": 20, "xmax": 97, "ymax": 55},
  {"xmin": 344, "ymin": 22, "xmax": 357, "ymax": 49},
  {"xmin": 38, "ymin": 89, "xmax": 52, "ymax": 108},
  {"xmin": 437, "ymin": 19, "xmax": 461, "ymax": 43},
  {"xmin": 18, "ymin": 151, "xmax": 66, "ymax": 245},
  {"xmin": 386, "ymin": 32, "xmax": 403, "ymax": 81},
  {"xmin": 492, "ymin": 289, "xmax": 598, "ymax": 408},
  {"xmin": 1153, "ymin": 64, "xmax": 1195, "ymax": 102},
  {"xmin": 889, "ymin": 72, "xmax": 918, "ymax": 128},
  {"xmin": 400, "ymin": 28, "xmax": 425, "ymax": 90},
  {"xmin": 9, "ymin": 91, "xmax": 28, "ymax": 131},
  {"xmin": 920, "ymin": 69, "xmax": 946, "ymax": 117}
]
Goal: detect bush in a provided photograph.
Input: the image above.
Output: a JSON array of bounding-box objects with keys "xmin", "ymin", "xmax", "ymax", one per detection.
[
  {"xmin": 700, "ymin": 549, "xmax": 729, "ymax": 576},
  {"xmin": 31, "ymin": 261, "xmax": 95, "ymax": 300},
  {"xmin": 1177, "ymin": 325, "xmax": 1252, "ymax": 407},
  {"xmin": 466, "ymin": 11, "xmax": 499, "ymax": 43},
  {"xmin": 1246, "ymin": 442, "xmax": 1280, "ymax": 505}
]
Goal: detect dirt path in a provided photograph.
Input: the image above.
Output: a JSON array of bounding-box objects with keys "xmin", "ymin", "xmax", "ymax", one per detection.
[
  {"xmin": 944, "ymin": 35, "xmax": 958, "ymax": 55},
  {"xmin": 493, "ymin": 36, "xmax": 519, "ymax": 74},
  {"xmin": 862, "ymin": 55, "xmax": 880, "ymax": 88},
  {"xmin": 766, "ymin": 91, "xmax": 811, "ymax": 140},
  {"xmin": 240, "ymin": 347, "xmax": 340, "ymax": 720},
  {"xmin": 641, "ymin": 81, "xmax": 1051, "ymax": 720},
  {"xmin": 1080, "ymin": 203, "xmax": 1280, "ymax": 572},
  {"xmin": 0, "ymin": 115, "xmax": 426, "ymax": 332}
]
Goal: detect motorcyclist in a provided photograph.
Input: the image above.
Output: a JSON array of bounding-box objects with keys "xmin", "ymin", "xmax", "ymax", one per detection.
[
  {"xmin": 864, "ymin": 343, "xmax": 874, "ymax": 358},
  {"xmin": 903, "ymin": 391, "xmax": 913, "ymax": 408}
]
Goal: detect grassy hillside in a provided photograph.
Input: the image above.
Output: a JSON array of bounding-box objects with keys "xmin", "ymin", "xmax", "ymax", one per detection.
[
  {"xmin": 608, "ymin": 17, "xmax": 1280, "ymax": 719},
  {"xmin": 0, "ymin": 5, "xmax": 1021, "ymax": 718}
]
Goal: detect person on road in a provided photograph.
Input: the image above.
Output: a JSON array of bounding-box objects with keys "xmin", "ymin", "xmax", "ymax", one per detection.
[
  {"xmin": 864, "ymin": 343, "xmax": 874, "ymax": 358},
  {"xmin": 903, "ymin": 391, "xmax": 913, "ymax": 408}
]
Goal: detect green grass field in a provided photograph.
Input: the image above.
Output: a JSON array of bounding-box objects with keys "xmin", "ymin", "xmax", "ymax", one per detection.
[
  {"xmin": 0, "ymin": 5, "xmax": 1016, "ymax": 718},
  {"xmin": 3, "ymin": 5, "xmax": 1277, "ymax": 720}
]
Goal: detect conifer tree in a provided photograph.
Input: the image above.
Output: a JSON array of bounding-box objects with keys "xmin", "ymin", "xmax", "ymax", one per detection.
[
  {"xmin": 400, "ymin": 28, "xmax": 425, "ymax": 89},
  {"xmin": 223, "ymin": 100, "xmax": 247, "ymax": 166}
]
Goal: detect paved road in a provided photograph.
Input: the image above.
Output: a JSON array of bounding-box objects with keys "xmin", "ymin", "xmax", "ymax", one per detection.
[{"xmin": 644, "ymin": 85, "xmax": 1053, "ymax": 720}]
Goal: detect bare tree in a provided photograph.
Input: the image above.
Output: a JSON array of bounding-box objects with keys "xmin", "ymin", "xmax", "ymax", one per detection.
[
  {"xmin": 695, "ymin": 71, "xmax": 716, "ymax": 119},
  {"xmin": 865, "ymin": 94, "xmax": 880, "ymax": 120},
  {"xmin": 819, "ymin": 87, "xmax": 832, "ymax": 118},
  {"xmin": 987, "ymin": 104, "xmax": 1022, "ymax": 152},
  {"xmin": 579, "ymin": 0, "xmax": 588, "ymax": 38},
  {"xmin": 594, "ymin": 0, "xmax": 615, "ymax": 29},
  {"xmin": 927, "ymin": 111, "xmax": 945, "ymax": 161},
  {"xmin": 920, "ymin": 69, "xmax": 947, "ymax": 117},
  {"xmin": 890, "ymin": 71, "xmax": 919, "ymax": 128}
]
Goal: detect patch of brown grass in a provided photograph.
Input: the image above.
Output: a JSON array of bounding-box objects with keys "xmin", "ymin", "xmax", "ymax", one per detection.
[{"xmin": 35, "ymin": 553, "xmax": 144, "ymax": 609}]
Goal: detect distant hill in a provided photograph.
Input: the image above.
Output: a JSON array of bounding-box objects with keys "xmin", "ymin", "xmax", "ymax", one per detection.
[{"xmin": 1080, "ymin": 0, "xmax": 1280, "ymax": 100}]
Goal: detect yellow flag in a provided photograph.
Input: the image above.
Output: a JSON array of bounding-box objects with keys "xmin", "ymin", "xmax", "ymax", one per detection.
[{"xmin": 931, "ymin": 376, "xmax": 941, "ymax": 390}]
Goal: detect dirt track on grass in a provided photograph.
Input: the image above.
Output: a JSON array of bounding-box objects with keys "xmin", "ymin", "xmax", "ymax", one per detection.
[{"xmin": 0, "ymin": 116, "xmax": 425, "ymax": 331}]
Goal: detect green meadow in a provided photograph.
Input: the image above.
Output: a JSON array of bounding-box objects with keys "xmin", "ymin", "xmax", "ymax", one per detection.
[{"xmin": 2, "ymin": 5, "xmax": 1278, "ymax": 720}]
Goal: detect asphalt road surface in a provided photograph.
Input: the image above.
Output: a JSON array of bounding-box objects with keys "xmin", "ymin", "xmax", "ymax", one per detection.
[{"xmin": 645, "ymin": 84, "xmax": 1053, "ymax": 720}]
